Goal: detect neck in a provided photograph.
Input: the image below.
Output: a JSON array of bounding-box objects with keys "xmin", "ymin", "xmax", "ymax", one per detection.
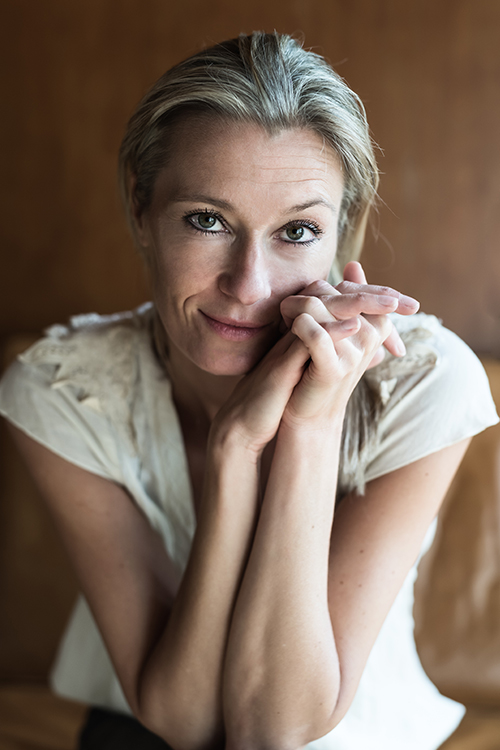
[{"xmin": 165, "ymin": 339, "xmax": 242, "ymax": 425}]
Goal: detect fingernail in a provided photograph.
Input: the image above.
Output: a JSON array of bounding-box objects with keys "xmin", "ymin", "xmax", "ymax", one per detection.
[
  {"xmin": 399, "ymin": 294, "xmax": 419, "ymax": 308},
  {"xmin": 395, "ymin": 339, "xmax": 406, "ymax": 356},
  {"xmin": 378, "ymin": 295, "xmax": 398, "ymax": 307}
]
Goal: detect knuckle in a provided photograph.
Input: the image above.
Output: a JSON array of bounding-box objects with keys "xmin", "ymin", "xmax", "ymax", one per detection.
[
  {"xmin": 304, "ymin": 279, "xmax": 332, "ymax": 296},
  {"xmin": 335, "ymin": 281, "xmax": 351, "ymax": 294},
  {"xmin": 352, "ymin": 292, "xmax": 367, "ymax": 304},
  {"xmin": 309, "ymin": 323, "xmax": 328, "ymax": 342},
  {"xmin": 378, "ymin": 285, "xmax": 395, "ymax": 296},
  {"xmin": 303, "ymin": 296, "xmax": 325, "ymax": 315},
  {"xmin": 291, "ymin": 312, "xmax": 309, "ymax": 332},
  {"xmin": 358, "ymin": 318, "xmax": 381, "ymax": 347}
]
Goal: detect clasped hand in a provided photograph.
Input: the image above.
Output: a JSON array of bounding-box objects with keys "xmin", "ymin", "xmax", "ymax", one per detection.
[{"xmin": 213, "ymin": 262, "xmax": 419, "ymax": 454}]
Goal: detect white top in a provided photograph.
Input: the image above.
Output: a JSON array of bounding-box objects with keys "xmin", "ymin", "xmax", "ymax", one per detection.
[{"xmin": 0, "ymin": 303, "xmax": 498, "ymax": 750}]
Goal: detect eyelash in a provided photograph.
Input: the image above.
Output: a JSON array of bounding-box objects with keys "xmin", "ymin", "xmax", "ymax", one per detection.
[
  {"xmin": 281, "ymin": 219, "xmax": 323, "ymax": 246},
  {"xmin": 183, "ymin": 209, "xmax": 324, "ymax": 247},
  {"xmin": 184, "ymin": 209, "xmax": 227, "ymax": 236}
]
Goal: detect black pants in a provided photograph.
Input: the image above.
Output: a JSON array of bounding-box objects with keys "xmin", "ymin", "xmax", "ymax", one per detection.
[{"xmin": 78, "ymin": 707, "xmax": 174, "ymax": 749}]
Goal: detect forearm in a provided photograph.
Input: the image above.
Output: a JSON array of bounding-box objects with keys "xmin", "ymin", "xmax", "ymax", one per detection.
[
  {"xmin": 223, "ymin": 420, "xmax": 344, "ymax": 749},
  {"xmin": 138, "ymin": 435, "xmax": 259, "ymax": 749}
]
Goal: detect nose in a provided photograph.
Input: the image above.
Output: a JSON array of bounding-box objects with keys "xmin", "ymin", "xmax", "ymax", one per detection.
[{"xmin": 218, "ymin": 235, "xmax": 272, "ymax": 306}]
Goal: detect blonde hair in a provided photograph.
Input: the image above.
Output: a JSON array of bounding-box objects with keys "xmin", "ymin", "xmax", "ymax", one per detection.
[
  {"xmin": 118, "ymin": 31, "xmax": 379, "ymax": 282},
  {"xmin": 120, "ymin": 31, "xmax": 389, "ymax": 496}
]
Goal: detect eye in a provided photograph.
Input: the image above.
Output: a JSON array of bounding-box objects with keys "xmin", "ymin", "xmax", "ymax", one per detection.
[
  {"xmin": 278, "ymin": 221, "xmax": 322, "ymax": 246},
  {"xmin": 185, "ymin": 211, "xmax": 226, "ymax": 234}
]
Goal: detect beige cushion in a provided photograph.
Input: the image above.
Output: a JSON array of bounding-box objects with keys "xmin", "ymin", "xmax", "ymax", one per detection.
[
  {"xmin": 0, "ymin": 685, "xmax": 86, "ymax": 750},
  {"xmin": 414, "ymin": 359, "xmax": 500, "ymax": 706},
  {"xmin": 439, "ymin": 706, "xmax": 500, "ymax": 750}
]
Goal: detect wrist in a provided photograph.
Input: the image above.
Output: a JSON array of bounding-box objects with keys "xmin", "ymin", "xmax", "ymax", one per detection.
[
  {"xmin": 208, "ymin": 418, "xmax": 263, "ymax": 467},
  {"xmin": 209, "ymin": 409, "xmax": 273, "ymax": 463},
  {"xmin": 280, "ymin": 404, "xmax": 346, "ymax": 438}
]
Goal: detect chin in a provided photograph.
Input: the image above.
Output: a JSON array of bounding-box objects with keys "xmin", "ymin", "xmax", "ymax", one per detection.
[
  {"xmin": 196, "ymin": 351, "xmax": 260, "ymax": 378},
  {"xmin": 168, "ymin": 322, "xmax": 280, "ymax": 379}
]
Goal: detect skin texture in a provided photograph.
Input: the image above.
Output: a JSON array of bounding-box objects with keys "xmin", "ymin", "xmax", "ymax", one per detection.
[
  {"xmin": 8, "ymin": 121, "xmax": 470, "ymax": 750},
  {"xmin": 137, "ymin": 120, "xmax": 345, "ymax": 385}
]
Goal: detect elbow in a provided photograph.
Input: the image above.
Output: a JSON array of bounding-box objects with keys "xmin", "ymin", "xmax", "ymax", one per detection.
[
  {"xmin": 225, "ymin": 723, "xmax": 335, "ymax": 750},
  {"xmin": 135, "ymin": 680, "xmax": 224, "ymax": 750},
  {"xmin": 134, "ymin": 711, "xmax": 203, "ymax": 750},
  {"xmin": 224, "ymin": 694, "xmax": 342, "ymax": 750},
  {"xmin": 133, "ymin": 697, "xmax": 189, "ymax": 750},
  {"xmin": 133, "ymin": 669, "xmax": 186, "ymax": 748},
  {"xmin": 131, "ymin": 690, "xmax": 174, "ymax": 749}
]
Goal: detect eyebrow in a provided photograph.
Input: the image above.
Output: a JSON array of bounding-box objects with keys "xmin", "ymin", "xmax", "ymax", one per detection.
[
  {"xmin": 172, "ymin": 195, "xmax": 338, "ymax": 215},
  {"xmin": 171, "ymin": 195, "xmax": 233, "ymax": 211},
  {"xmin": 286, "ymin": 199, "xmax": 337, "ymax": 215}
]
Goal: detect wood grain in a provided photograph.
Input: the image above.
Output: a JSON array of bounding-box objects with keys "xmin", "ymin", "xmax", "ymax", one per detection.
[{"xmin": 1, "ymin": 0, "xmax": 499, "ymax": 353}]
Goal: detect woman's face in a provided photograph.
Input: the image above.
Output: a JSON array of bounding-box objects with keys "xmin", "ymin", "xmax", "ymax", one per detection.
[{"xmin": 136, "ymin": 118, "xmax": 344, "ymax": 377}]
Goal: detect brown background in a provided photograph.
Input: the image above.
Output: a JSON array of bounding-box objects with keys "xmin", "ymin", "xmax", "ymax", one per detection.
[{"xmin": 1, "ymin": 0, "xmax": 499, "ymax": 355}]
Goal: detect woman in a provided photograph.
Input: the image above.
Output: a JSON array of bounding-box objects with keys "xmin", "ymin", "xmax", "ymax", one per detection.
[{"xmin": 0, "ymin": 32, "xmax": 497, "ymax": 750}]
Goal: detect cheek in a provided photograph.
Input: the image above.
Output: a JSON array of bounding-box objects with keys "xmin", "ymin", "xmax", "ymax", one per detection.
[
  {"xmin": 151, "ymin": 237, "xmax": 219, "ymax": 295},
  {"xmin": 281, "ymin": 248, "xmax": 337, "ymax": 292}
]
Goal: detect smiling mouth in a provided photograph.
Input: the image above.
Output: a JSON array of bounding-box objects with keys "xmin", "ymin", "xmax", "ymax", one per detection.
[{"xmin": 200, "ymin": 311, "xmax": 270, "ymax": 341}]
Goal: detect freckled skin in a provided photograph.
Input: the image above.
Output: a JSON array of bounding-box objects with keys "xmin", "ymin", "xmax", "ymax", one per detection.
[{"xmin": 135, "ymin": 120, "xmax": 344, "ymax": 394}]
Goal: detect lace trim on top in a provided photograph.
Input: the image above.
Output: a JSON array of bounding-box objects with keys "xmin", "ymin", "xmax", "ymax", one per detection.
[
  {"xmin": 18, "ymin": 303, "xmax": 155, "ymax": 455},
  {"xmin": 17, "ymin": 303, "xmax": 440, "ymax": 498}
]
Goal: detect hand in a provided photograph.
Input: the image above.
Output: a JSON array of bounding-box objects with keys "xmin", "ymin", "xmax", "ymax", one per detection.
[
  {"xmin": 211, "ymin": 315, "xmax": 364, "ymax": 456},
  {"xmin": 278, "ymin": 263, "xmax": 420, "ymax": 426},
  {"xmin": 281, "ymin": 262, "xmax": 419, "ymax": 366},
  {"xmin": 339, "ymin": 261, "xmax": 419, "ymax": 365}
]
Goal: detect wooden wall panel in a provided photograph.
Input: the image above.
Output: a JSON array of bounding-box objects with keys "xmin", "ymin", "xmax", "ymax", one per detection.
[{"xmin": 1, "ymin": 0, "xmax": 499, "ymax": 354}]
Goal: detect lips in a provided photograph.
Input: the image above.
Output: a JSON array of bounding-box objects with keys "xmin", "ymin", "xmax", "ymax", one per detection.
[{"xmin": 200, "ymin": 311, "xmax": 270, "ymax": 341}]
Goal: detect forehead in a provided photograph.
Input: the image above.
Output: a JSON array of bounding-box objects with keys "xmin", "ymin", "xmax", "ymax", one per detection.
[{"xmin": 153, "ymin": 117, "xmax": 344, "ymax": 208}]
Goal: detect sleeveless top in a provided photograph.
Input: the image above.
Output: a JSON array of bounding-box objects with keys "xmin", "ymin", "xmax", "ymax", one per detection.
[{"xmin": 0, "ymin": 302, "xmax": 498, "ymax": 750}]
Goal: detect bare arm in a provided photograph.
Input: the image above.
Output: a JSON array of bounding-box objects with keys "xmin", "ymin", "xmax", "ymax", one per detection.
[
  {"xmin": 221, "ymin": 267, "xmax": 469, "ymax": 748},
  {"xmin": 7, "ymin": 265, "xmax": 420, "ymax": 750},
  {"xmin": 6, "ymin": 325, "xmax": 322, "ymax": 749},
  {"xmin": 8, "ymin": 423, "xmax": 258, "ymax": 750},
  {"xmin": 223, "ymin": 431, "xmax": 469, "ymax": 749}
]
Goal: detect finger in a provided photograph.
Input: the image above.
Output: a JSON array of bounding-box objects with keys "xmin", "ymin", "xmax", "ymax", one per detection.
[
  {"xmin": 282, "ymin": 291, "xmax": 400, "ymax": 325},
  {"xmin": 273, "ymin": 331, "xmax": 311, "ymax": 374},
  {"xmin": 360, "ymin": 315, "xmax": 406, "ymax": 358},
  {"xmin": 367, "ymin": 346, "xmax": 386, "ymax": 369},
  {"xmin": 290, "ymin": 313, "xmax": 337, "ymax": 377},
  {"xmin": 356, "ymin": 312, "xmax": 394, "ymax": 351},
  {"xmin": 280, "ymin": 296, "xmax": 365, "ymax": 346},
  {"xmin": 280, "ymin": 294, "xmax": 331, "ymax": 329},
  {"xmin": 261, "ymin": 328, "xmax": 305, "ymax": 362},
  {"xmin": 336, "ymin": 281, "xmax": 419, "ymax": 315},
  {"xmin": 343, "ymin": 260, "xmax": 367, "ymax": 285},
  {"xmin": 299, "ymin": 278, "xmax": 341, "ymax": 298},
  {"xmin": 381, "ymin": 324, "xmax": 406, "ymax": 357},
  {"xmin": 324, "ymin": 317, "xmax": 361, "ymax": 340},
  {"xmin": 319, "ymin": 291, "xmax": 399, "ymax": 318}
]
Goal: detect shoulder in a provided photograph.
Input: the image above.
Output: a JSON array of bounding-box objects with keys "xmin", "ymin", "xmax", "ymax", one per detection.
[
  {"xmin": 17, "ymin": 302, "xmax": 155, "ymax": 396},
  {"xmin": 364, "ymin": 313, "xmax": 499, "ymax": 482},
  {"xmin": 0, "ymin": 303, "xmax": 159, "ymax": 478}
]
